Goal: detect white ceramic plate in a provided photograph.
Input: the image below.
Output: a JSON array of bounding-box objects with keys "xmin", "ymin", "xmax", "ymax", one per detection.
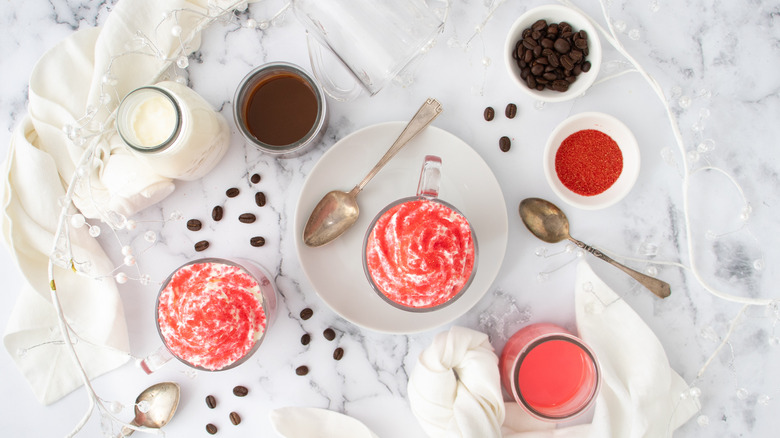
[
  {"xmin": 294, "ymin": 122, "xmax": 508, "ymax": 333},
  {"xmin": 543, "ymin": 112, "xmax": 641, "ymax": 210}
]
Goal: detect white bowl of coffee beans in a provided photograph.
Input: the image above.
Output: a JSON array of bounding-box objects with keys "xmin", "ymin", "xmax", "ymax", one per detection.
[{"xmin": 504, "ymin": 5, "xmax": 602, "ymax": 103}]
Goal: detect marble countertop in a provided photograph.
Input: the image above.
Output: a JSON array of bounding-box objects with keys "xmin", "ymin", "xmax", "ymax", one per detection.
[{"xmin": 1, "ymin": 0, "xmax": 779, "ymax": 436}]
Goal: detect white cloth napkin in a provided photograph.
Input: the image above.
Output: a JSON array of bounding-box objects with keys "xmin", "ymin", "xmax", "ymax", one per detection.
[
  {"xmin": 409, "ymin": 260, "xmax": 701, "ymax": 437},
  {"xmin": 0, "ymin": 0, "xmax": 230, "ymax": 405},
  {"xmin": 270, "ymin": 407, "xmax": 381, "ymax": 438}
]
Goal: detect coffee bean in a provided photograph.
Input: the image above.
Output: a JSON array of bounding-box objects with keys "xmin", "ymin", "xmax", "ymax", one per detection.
[
  {"xmin": 301, "ymin": 333, "xmax": 311, "ymax": 345},
  {"xmin": 323, "ymin": 328, "xmax": 336, "ymax": 341},
  {"xmin": 233, "ymin": 385, "xmax": 249, "ymax": 397},
  {"xmin": 212, "ymin": 205, "xmax": 223, "ymax": 221},
  {"xmin": 255, "ymin": 192, "xmax": 266, "ymax": 207},
  {"xmin": 505, "ymin": 103, "xmax": 517, "ymax": 119},
  {"xmin": 300, "ymin": 308, "xmax": 313, "ymax": 320},
  {"xmin": 194, "ymin": 240, "xmax": 209, "ymax": 252},
  {"xmin": 187, "ymin": 219, "xmax": 202, "ymax": 231},
  {"xmin": 296, "ymin": 365, "xmax": 309, "ymax": 376},
  {"xmin": 206, "ymin": 423, "xmax": 218, "ymax": 434},
  {"xmin": 483, "ymin": 106, "xmax": 495, "ymax": 121},
  {"xmin": 553, "ymin": 38, "xmax": 571, "ymax": 54},
  {"xmin": 205, "ymin": 395, "xmax": 217, "ymax": 409},
  {"xmin": 499, "ymin": 136, "xmax": 511, "ymax": 152},
  {"xmin": 513, "ymin": 20, "xmax": 591, "ymax": 93},
  {"xmin": 250, "ymin": 173, "xmax": 261, "ymax": 184},
  {"xmin": 238, "ymin": 213, "xmax": 256, "ymax": 223},
  {"xmin": 250, "ymin": 236, "xmax": 266, "ymax": 247},
  {"xmin": 229, "ymin": 412, "xmax": 241, "ymax": 425},
  {"xmin": 226, "ymin": 187, "xmax": 239, "ymax": 198},
  {"xmin": 333, "ymin": 347, "xmax": 344, "ymax": 361}
]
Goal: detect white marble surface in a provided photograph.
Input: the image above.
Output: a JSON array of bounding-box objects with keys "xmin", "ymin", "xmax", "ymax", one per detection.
[{"xmin": 1, "ymin": 0, "xmax": 779, "ymax": 436}]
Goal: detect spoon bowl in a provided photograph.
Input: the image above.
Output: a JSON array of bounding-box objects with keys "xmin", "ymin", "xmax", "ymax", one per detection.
[
  {"xmin": 519, "ymin": 197, "xmax": 671, "ymax": 299},
  {"xmin": 120, "ymin": 382, "xmax": 180, "ymax": 436},
  {"xmin": 303, "ymin": 98, "xmax": 442, "ymax": 247}
]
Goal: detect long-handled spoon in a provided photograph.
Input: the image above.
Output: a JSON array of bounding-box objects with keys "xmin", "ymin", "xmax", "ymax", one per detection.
[
  {"xmin": 303, "ymin": 98, "xmax": 443, "ymax": 247},
  {"xmin": 519, "ymin": 197, "xmax": 671, "ymax": 298},
  {"xmin": 119, "ymin": 382, "xmax": 180, "ymax": 437}
]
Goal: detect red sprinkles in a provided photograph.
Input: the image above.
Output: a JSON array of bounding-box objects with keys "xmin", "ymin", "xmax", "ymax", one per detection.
[{"xmin": 555, "ymin": 129, "xmax": 623, "ymax": 196}]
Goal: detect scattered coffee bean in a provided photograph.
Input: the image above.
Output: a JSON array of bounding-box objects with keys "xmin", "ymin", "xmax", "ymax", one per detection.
[
  {"xmin": 505, "ymin": 103, "xmax": 517, "ymax": 119},
  {"xmin": 226, "ymin": 187, "xmax": 240, "ymax": 198},
  {"xmin": 333, "ymin": 347, "xmax": 344, "ymax": 360},
  {"xmin": 205, "ymin": 395, "xmax": 217, "ymax": 409},
  {"xmin": 255, "ymin": 192, "xmax": 266, "ymax": 207},
  {"xmin": 238, "ymin": 213, "xmax": 256, "ymax": 224},
  {"xmin": 229, "ymin": 411, "xmax": 242, "ymax": 426},
  {"xmin": 232, "ymin": 385, "xmax": 249, "ymax": 397},
  {"xmin": 250, "ymin": 236, "xmax": 266, "ymax": 247},
  {"xmin": 483, "ymin": 106, "xmax": 495, "ymax": 121},
  {"xmin": 512, "ymin": 19, "xmax": 590, "ymax": 93},
  {"xmin": 250, "ymin": 173, "xmax": 261, "ymax": 184},
  {"xmin": 212, "ymin": 205, "xmax": 223, "ymax": 221},
  {"xmin": 301, "ymin": 333, "xmax": 311, "ymax": 346},
  {"xmin": 194, "ymin": 240, "xmax": 210, "ymax": 252},
  {"xmin": 187, "ymin": 219, "xmax": 202, "ymax": 231},
  {"xmin": 296, "ymin": 365, "xmax": 309, "ymax": 376},
  {"xmin": 206, "ymin": 423, "xmax": 218, "ymax": 435},
  {"xmin": 323, "ymin": 328, "xmax": 336, "ymax": 341},
  {"xmin": 300, "ymin": 308, "xmax": 314, "ymax": 320},
  {"xmin": 499, "ymin": 136, "xmax": 511, "ymax": 152}
]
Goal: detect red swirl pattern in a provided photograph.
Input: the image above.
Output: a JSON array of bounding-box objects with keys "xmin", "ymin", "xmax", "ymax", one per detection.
[
  {"xmin": 157, "ymin": 262, "xmax": 266, "ymax": 370},
  {"xmin": 366, "ymin": 199, "xmax": 475, "ymax": 309}
]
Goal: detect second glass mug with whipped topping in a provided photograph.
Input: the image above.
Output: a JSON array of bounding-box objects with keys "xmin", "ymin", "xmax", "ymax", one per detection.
[
  {"xmin": 139, "ymin": 257, "xmax": 278, "ymax": 373},
  {"xmin": 362, "ymin": 155, "xmax": 478, "ymax": 312}
]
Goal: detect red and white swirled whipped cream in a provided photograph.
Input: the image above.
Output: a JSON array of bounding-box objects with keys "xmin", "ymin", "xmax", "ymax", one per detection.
[
  {"xmin": 157, "ymin": 261, "xmax": 266, "ymax": 370},
  {"xmin": 365, "ymin": 199, "xmax": 475, "ymax": 309}
]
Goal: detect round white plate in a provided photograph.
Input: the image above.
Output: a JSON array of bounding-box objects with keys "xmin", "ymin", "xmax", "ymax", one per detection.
[{"xmin": 293, "ymin": 122, "xmax": 508, "ymax": 333}]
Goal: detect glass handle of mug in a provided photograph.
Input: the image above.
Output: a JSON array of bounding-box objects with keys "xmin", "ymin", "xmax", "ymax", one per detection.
[
  {"xmin": 306, "ymin": 32, "xmax": 363, "ymax": 101},
  {"xmin": 417, "ymin": 155, "xmax": 442, "ymax": 199},
  {"xmin": 138, "ymin": 345, "xmax": 173, "ymax": 374}
]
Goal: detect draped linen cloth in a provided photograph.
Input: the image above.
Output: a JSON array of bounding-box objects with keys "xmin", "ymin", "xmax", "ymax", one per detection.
[{"xmin": 0, "ymin": 0, "xmax": 239, "ymax": 405}]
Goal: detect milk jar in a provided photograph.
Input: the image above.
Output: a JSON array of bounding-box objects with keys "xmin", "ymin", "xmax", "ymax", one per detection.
[{"xmin": 116, "ymin": 81, "xmax": 230, "ymax": 180}]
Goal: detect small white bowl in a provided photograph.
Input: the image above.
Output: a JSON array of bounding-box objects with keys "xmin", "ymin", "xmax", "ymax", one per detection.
[
  {"xmin": 543, "ymin": 112, "xmax": 640, "ymax": 210},
  {"xmin": 504, "ymin": 5, "xmax": 602, "ymax": 103}
]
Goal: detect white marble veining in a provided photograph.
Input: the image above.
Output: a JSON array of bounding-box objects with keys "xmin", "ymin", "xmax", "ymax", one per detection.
[{"xmin": 1, "ymin": 0, "xmax": 779, "ymax": 436}]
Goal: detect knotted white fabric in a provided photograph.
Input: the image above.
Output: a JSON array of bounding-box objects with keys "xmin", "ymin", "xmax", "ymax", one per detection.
[
  {"xmin": 408, "ymin": 326, "xmax": 506, "ymax": 438},
  {"xmin": 410, "ymin": 261, "xmax": 701, "ymax": 438},
  {"xmin": 0, "ymin": 0, "xmax": 239, "ymax": 405}
]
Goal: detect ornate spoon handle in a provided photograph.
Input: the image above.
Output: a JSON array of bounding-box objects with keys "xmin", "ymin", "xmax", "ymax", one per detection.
[
  {"xmin": 569, "ymin": 237, "xmax": 671, "ymax": 299},
  {"xmin": 354, "ymin": 98, "xmax": 443, "ymax": 192}
]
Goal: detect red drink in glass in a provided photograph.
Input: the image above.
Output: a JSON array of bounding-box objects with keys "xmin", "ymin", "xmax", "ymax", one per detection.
[{"xmin": 499, "ymin": 323, "xmax": 600, "ymax": 421}]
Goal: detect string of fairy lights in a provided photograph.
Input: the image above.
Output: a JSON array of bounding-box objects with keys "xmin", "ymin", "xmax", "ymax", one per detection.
[{"xmin": 21, "ymin": 0, "xmax": 777, "ymax": 436}]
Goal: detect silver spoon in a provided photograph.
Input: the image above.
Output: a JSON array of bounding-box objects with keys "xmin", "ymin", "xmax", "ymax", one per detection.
[
  {"xmin": 519, "ymin": 197, "xmax": 671, "ymax": 299},
  {"xmin": 303, "ymin": 98, "xmax": 443, "ymax": 247},
  {"xmin": 119, "ymin": 382, "xmax": 180, "ymax": 437}
]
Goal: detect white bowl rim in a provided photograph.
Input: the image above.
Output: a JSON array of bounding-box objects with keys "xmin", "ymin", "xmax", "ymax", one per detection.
[
  {"xmin": 504, "ymin": 4, "xmax": 602, "ymax": 103},
  {"xmin": 543, "ymin": 111, "xmax": 641, "ymax": 210}
]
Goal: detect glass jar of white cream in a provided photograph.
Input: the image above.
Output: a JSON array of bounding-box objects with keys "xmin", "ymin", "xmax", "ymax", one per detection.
[{"xmin": 116, "ymin": 81, "xmax": 230, "ymax": 180}]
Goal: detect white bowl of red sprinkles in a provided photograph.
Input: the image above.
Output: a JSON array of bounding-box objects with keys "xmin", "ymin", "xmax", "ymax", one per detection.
[{"xmin": 543, "ymin": 112, "xmax": 640, "ymax": 210}]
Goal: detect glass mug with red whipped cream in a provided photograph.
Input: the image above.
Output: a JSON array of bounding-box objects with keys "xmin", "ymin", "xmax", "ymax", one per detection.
[
  {"xmin": 362, "ymin": 155, "xmax": 478, "ymax": 312},
  {"xmin": 140, "ymin": 257, "xmax": 278, "ymax": 373},
  {"xmin": 499, "ymin": 323, "xmax": 601, "ymax": 421}
]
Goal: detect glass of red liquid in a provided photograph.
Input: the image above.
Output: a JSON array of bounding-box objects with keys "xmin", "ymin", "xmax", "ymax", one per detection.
[
  {"xmin": 362, "ymin": 155, "xmax": 478, "ymax": 312},
  {"xmin": 499, "ymin": 323, "xmax": 600, "ymax": 421}
]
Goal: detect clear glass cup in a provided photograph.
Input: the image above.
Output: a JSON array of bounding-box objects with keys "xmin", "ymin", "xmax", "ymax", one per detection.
[
  {"xmin": 362, "ymin": 155, "xmax": 478, "ymax": 312},
  {"xmin": 140, "ymin": 257, "xmax": 278, "ymax": 373},
  {"xmin": 233, "ymin": 62, "xmax": 328, "ymax": 157},
  {"xmin": 291, "ymin": 0, "xmax": 447, "ymax": 100},
  {"xmin": 499, "ymin": 323, "xmax": 600, "ymax": 421}
]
